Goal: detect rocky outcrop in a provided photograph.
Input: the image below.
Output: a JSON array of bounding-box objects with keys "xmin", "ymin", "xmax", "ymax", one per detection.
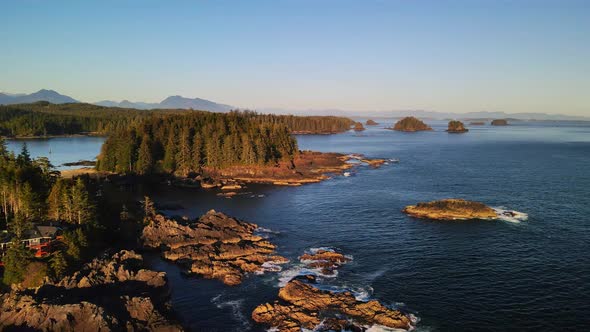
[
  {"xmin": 365, "ymin": 119, "xmax": 379, "ymax": 125},
  {"xmin": 0, "ymin": 250, "xmax": 182, "ymax": 331},
  {"xmin": 447, "ymin": 120, "xmax": 469, "ymax": 133},
  {"xmin": 491, "ymin": 119, "xmax": 509, "ymax": 126},
  {"xmin": 142, "ymin": 210, "xmax": 287, "ymax": 285},
  {"xmin": 252, "ymin": 277, "xmax": 413, "ymax": 332},
  {"xmin": 353, "ymin": 122, "xmax": 366, "ymax": 131},
  {"xmin": 389, "ymin": 117, "xmax": 432, "ymax": 132},
  {"xmin": 299, "ymin": 249, "xmax": 350, "ymax": 275},
  {"xmin": 469, "ymin": 121, "xmax": 485, "ymax": 125},
  {"xmin": 403, "ymin": 199, "xmax": 498, "ymax": 220}
]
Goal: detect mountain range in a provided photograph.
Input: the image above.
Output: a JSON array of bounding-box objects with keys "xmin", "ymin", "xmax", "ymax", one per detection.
[
  {"xmin": 1, "ymin": 89, "xmax": 588, "ymax": 121},
  {"xmin": 0, "ymin": 90, "xmax": 233, "ymax": 113}
]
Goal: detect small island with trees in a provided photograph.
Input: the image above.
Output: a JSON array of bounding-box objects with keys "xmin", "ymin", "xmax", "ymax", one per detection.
[
  {"xmin": 353, "ymin": 122, "xmax": 366, "ymax": 131},
  {"xmin": 387, "ymin": 116, "xmax": 433, "ymax": 132},
  {"xmin": 491, "ymin": 119, "xmax": 509, "ymax": 126},
  {"xmin": 447, "ymin": 120, "xmax": 469, "ymax": 133}
]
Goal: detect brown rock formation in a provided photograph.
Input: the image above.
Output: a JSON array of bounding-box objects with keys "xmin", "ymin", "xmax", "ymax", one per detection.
[
  {"xmin": 389, "ymin": 117, "xmax": 433, "ymax": 132},
  {"xmin": 365, "ymin": 119, "xmax": 379, "ymax": 125},
  {"xmin": 142, "ymin": 210, "xmax": 288, "ymax": 285},
  {"xmin": 403, "ymin": 199, "xmax": 498, "ymax": 220},
  {"xmin": 299, "ymin": 249, "xmax": 351, "ymax": 275},
  {"xmin": 252, "ymin": 278, "xmax": 413, "ymax": 332},
  {"xmin": 447, "ymin": 120, "xmax": 469, "ymax": 133},
  {"xmin": 0, "ymin": 250, "xmax": 182, "ymax": 331},
  {"xmin": 353, "ymin": 122, "xmax": 366, "ymax": 131},
  {"xmin": 203, "ymin": 151, "xmax": 384, "ymax": 186},
  {"xmin": 491, "ymin": 119, "xmax": 509, "ymax": 126},
  {"xmin": 469, "ymin": 121, "xmax": 485, "ymax": 125}
]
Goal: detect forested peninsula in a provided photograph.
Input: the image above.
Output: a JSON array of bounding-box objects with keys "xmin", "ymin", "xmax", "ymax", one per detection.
[{"xmin": 0, "ymin": 102, "xmax": 353, "ymax": 137}]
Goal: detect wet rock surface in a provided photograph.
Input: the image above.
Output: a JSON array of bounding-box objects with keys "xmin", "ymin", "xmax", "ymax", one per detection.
[
  {"xmin": 253, "ymin": 249, "xmax": 413, "ymax": 332},
  {"xmin": 142, "ymin": 210, "xmax": 287, "ymax": 286},
  {"xmin": 403, "ymin": 198, "xmax": 498, "ymax": 220},
  {"xmin": 0, "ymin": 250, "xmax": 182, "ymax": 331}
]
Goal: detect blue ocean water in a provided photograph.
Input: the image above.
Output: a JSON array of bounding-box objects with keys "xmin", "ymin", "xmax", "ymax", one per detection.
[{"xmin": 8, "ymin": 121, "xmax": 590, "ymax": 331}]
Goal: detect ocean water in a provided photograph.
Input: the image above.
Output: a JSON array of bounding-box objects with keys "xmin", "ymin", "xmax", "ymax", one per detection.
[{"xmin": 7, "ymin": 120, "xmax": 590, "ymax": 331}]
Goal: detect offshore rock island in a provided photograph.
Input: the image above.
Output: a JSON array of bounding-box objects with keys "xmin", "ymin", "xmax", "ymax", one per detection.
[
  {"xmin": 403, "ymin": 199, "xmax": 498, "ymax": 220},
  {"xmin": 388, "ymin": 116, "xmax": 433, "ymax": 132},
  {"xmin": 447, "ymin": 120, "xmax": 469, "ymax": 133}
]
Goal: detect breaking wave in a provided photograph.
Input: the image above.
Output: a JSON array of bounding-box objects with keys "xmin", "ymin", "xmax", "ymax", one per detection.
[{"xmin": 493, "ymin": 207, "xmax": 529, "ymax": 223}]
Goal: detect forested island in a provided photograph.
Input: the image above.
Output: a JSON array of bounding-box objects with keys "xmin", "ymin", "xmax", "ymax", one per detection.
[
  {"xmin": 388, "ymin": 116, "xmax": 433, "ymax": 132},
  {"xmin": 447, "ymin": 120, "xmax": 469, "ymax": 133}
]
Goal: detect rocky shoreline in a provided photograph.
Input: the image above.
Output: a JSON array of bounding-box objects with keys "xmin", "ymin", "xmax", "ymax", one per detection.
[
  {"xmin": 0, "ymin": 250, "xmax": 182, "ymax": 331},
  {"xmin": 142, "ymin": 210, "xmax": 287, "ymax": 286},
  {"xmin": 252, "ymin": 248, "xmax": 413, "ymax": 332}
]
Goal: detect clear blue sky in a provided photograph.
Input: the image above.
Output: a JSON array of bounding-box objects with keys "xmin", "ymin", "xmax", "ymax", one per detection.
[{"xmin": 1, "ymin": 0, "xmax": 588, "ymax": 115}]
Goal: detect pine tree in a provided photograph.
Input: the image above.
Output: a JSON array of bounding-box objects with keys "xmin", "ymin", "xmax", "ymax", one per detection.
[
  {"xmin": 70, "ymin": 178, "xmax": 94, "ymax": 225},
  {"xmin": 136, "ymin": 135, "xmax": 153, "ymax": 175},
  {"xmin": 48, "ymin": 179, "xmax": 67, "ymax": 221},
  {"xmin": 49, "ymin": 250, "xmax": 68, "ymax": 280},
  {"xmin": 176, "ymin": 128, "xmax": 192, "ymax": 176},
  {"xmin": 191, "ymin": 132, "xmax": 203, "ymax": 170},
  {"xmin": 141, "ymin": 196, "xmax": 156, "ymax": 221},
  {"xmin": 162, "ymin": 134, "xmax": 177, "ymax": 172},
  {"xmin": 2, "ymin": 240, "xmax": 32, "ymax": 286}
]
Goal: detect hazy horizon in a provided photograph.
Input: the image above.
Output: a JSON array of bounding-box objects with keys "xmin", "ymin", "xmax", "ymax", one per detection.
[{"xmin": 1, "ymin": 1, "xmax": 589, "ymax": 116}]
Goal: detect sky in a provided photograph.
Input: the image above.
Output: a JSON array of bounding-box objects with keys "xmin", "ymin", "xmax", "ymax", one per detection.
[{"xmin": 0, "ymin": 0, "xmax": 589, "ymax": 115}]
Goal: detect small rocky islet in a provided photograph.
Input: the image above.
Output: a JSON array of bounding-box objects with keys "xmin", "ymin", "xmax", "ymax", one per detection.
[
  {"xmin": 491, "ymin": 119, "xmax": 509, "ymax": 126},
  {"xmin": 365, "ymin": 119, "xmax": 379, "ymax": 125},
  {"xmin": 388, "ymin": 116, "xmax": 433, "ymax": 132},
  {"xmin": 403, "ymin": 198, "xmax": 499, "ymax": 220},
  {"xmin": 353, "ymin": 122, "xmax": 366, "ymax": 131},
  {"xmin": 447, "ymin": 120, "xmax": 469, "ymax": 133}
]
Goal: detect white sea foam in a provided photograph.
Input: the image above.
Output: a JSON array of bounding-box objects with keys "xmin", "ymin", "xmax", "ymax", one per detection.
[
  {"xmin": 493, "ymin": 207, "xmax": 528, "ymax": 223},
  {"xmin": 211, "ymin": 295, "xmax": 250, "ymax": 330}
]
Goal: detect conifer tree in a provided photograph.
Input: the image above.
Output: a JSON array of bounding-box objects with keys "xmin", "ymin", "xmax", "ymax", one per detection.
[
  {"xmin": 162, "ymin": 134, "xmax": 177, "ymax": 172},
  {"xmin": 136, "ymin": 135, "xmax": 153, "ymax": 175}
]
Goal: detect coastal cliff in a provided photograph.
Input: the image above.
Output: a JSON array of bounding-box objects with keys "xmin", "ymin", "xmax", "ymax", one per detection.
[
  {"xmin": 447, "ymin": 120, "xmax": 469, "ymax": 133},
  {"xmin": 142, "ymin": 210, "xmax": 287, "ymax": 286},
  {"xmin": 389, "ymin": 117, "xmax": 433, "ymax": 132},
  {"xmin": 0, "ymin": 250, "xmax": 182, "ymax": 331},
  {"xmin": 403, "ymin": 199, "xmax": 497, "ymax": 220}
]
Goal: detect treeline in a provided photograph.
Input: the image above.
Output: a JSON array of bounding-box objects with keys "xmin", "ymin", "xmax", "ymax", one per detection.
[
  {"xmin": 0, "ymin": 102, "xmax": 153, "ymax": 137},
  {"xmin": 0, "ymin": 138, "xmax": 96, "ymax": 286},
  {"xmin": 97, "ymin": 111, "xmax": 299, "ymax": 175},
  {"xmin": 0, "ymin": 102, "xmax": 354, "ymax": 137}
]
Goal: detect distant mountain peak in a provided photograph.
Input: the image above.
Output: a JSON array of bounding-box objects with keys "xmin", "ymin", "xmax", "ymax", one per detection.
[{"xmin": 0, "ymin": 89, "xmax": 78, "ymax": 105}]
